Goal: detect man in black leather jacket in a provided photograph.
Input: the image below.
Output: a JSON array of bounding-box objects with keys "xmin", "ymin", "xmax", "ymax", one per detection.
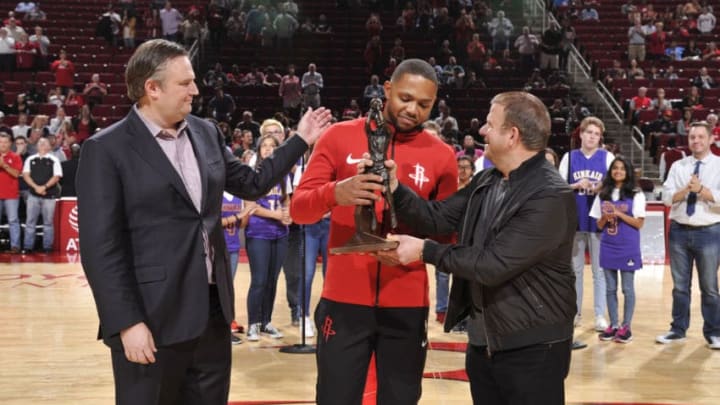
[{"xmin": 379, "ymin": 91, "xmax": 577, "ymax": 405}]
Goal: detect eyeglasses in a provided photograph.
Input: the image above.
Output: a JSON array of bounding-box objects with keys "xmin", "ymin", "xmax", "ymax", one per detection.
[{"xmin": 458, "ymin": 165, "xmax": 473, "ymax": 170}]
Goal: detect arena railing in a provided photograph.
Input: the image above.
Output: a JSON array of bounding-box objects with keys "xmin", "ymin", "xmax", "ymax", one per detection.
[{"xmin": 526, "ymin": 0, "xmax": 648, "ymax": 175}]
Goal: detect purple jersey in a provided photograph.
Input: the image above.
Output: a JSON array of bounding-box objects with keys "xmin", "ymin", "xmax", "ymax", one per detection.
[
  {"xmin": 245, "ymin": 181, "xmax": 289, "ymax": 240},
  {"xmin": 222, "ymin": 192, "xmax": 243, "ymax": 253},
  {"xmin": 569, "ymin": 149, "xmax": 609, "ymax": 232},
  {"xmin": 599, "ymin": 196, "xmax": 642, "ymax": 271}
]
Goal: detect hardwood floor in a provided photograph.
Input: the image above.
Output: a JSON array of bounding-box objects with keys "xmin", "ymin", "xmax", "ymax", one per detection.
[{"xmin": 0, "ymin": 255, "xmax": 718, "ymax": 404}]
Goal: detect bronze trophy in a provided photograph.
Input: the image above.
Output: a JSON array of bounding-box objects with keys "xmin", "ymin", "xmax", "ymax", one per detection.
[{"xmin": 330, "ymin": 98, "xmax": 399, "ymax": 254}]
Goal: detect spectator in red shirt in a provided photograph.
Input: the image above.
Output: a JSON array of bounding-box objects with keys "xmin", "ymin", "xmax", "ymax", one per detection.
[
  {"xmin": 82, "ymin": 73, "xmax": 108, "ymax": 107},
  {"xmin": 702, "ymin": 41, "xmax": 720, "ymax": 61},
  {"xmin": 64, "ymin": 88, "xmax": 84, "ymax": 108},
  {"xmin": 50, "ymin": 50, "xmax": 75, "ymax": 95},
  {"xmin": 71, "ymin": 104, "xmax": 97, "ymax": 144},
  {"xmin": 0, "ymin": 130, "xmax": 23, "ymax": 253},
  {"xmin": 467, "ymin": 32, "xmax": 487, "ymax": 73},
  {"xmin": 629, "ymin": 86, "xmax": 652, "ymax": 124},
  {"xmin": 13, "ymin": 32, "xmax": 37, "ymax": 71},
  {"xmin": 646, "ymin": 22, "xmax": 667, "ymax": 60}
]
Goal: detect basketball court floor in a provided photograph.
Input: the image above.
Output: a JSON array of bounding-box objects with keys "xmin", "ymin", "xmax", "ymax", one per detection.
[{"xmin": 1, "ymin": 253, "xmax": 718, "ymax": 404}]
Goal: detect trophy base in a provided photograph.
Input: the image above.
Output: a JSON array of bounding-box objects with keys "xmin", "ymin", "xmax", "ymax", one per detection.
[{"xmin": 330, "ymin": 232, "xmax": 399, "ymax": 255}]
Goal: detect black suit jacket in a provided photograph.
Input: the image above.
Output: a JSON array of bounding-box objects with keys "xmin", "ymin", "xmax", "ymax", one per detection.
[{"xmin": 77, "ymin": 109, "xmax": 307, "ymax": 347}]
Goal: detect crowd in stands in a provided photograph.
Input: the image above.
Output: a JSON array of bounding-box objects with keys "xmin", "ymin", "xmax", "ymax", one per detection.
[{"xmin": 567, "ymin": 0, "xmax": 720, "ymax": 178}]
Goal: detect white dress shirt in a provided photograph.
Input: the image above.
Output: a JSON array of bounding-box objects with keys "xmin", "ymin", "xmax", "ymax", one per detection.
[{"xmin": 663, "ymin": 153, "xmax": 720, "ymax": 226}]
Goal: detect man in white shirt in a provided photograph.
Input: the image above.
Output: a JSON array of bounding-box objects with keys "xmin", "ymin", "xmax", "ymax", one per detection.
[
  {"xmin": 28, "ymin": 25, "xmax": 49, "ymax": 69},
  {"xmin": 160, "ymin": 1, "xmax": 183, "ymax": 42},
  {"xmin": 697, "ymin": 7, "xmax": 716, "ymax": 34},
  {"xmin": 11, "ymin": 113, "xmax": 30, "ymax": 139},
  {"xmin": 4, "ymin": 17, "xmax": 25, "ymax": 41},
  {"xmin": 22, "ymin": 137, "xmax": 62, "ymax": 253},
  {"xmin": 301, "ymin": 63, "xmax": 323, "ymax": 109},
  {"xmin": 658, "ymin": 121, "xmax": 720, "ymax": 349},
  {"xmin": 0, "ymin": 27, "xmax": 14, "ymax": 71},
  {"xmin": 514, "ymin": 26, "xmax": 540, "ymax": 72}
]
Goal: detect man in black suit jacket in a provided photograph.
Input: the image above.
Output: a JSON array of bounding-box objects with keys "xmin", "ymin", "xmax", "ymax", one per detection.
[{"xmin": 76, "ymin": 39, "xmax": 331, "ymax": 405}]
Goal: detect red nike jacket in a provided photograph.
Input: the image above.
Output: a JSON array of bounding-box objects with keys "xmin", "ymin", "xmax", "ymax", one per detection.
[{"xmin": 291, "ymin": 118, "xmax": 458, "ymax": 307}]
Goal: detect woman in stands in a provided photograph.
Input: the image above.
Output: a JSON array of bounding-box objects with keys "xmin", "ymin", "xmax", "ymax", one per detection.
[
  {"xmin": 682, "ymin": 85, "xmax": 703, "ymax": 110},
  {"xmin": 244, "ymin": 134, "xmax": 291, "ymax": 342},
  {"xmin": 71, "ymin": 105, "xmax": 97, "ymax": 144},
  {"xmin": 627, "ymin": 58, "xmax": 645, "ymax": 79},
  {"xmin": 590, "ymin": 156, "xmax": 645, "ymax": 343},
  {"xmin": 677, "ymin": 107, "xmax": 694, "ymax": 135}
]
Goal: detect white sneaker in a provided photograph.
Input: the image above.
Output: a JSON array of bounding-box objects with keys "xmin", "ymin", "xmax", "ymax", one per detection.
[
  {"xmin": 708, "ymin": 336, "xmax": 720, "ymax": 350},
  {"xmin": 301, "ymin": 316, "xmax": 315, "ymax": 338},
  {"xmin": 594, "ymin": 316, "xmax": 609, "ymax": 332},
  {"xmin": 247, "ymin": 323, "xmax": 260, "ymax": 342},
  {"xmin": 262, "ymin": 323, "xmax": 284, "ymax": 339}
]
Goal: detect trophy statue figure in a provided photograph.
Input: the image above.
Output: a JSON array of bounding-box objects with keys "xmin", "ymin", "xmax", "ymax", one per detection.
[{"xmin": 330, "ymin": 98, "xmax": 399, "ymax": 254}]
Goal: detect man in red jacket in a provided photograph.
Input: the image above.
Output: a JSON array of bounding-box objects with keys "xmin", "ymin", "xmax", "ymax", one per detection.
[{"xmin": 291, "ymin": 59, "xmax": 458, "ymax": 404}]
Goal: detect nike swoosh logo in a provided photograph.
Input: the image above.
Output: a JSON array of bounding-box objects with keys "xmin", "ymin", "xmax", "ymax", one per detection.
[{"xmin": 346, "ymin": 154, "xmax": 364, "ymax": 165}]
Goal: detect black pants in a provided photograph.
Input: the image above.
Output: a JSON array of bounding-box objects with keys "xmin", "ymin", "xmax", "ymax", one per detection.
[
  {"xmin": 466, "ymin": 339, "xmax": 572, "ymax": 405},
  {"xmin": 314, "ymin": 298, "xmax": 428, "ymax": 405},
  {"xmin": 110, "ymin": 285, "xmax": 231, "ymax": 405},
  {"xmin": 283, "ymin": 224, "xmax": 302, "ymax": 321}
]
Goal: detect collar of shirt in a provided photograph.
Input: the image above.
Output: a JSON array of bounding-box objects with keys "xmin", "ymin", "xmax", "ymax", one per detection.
[{"xmin": 133, "ymin": 104, "xmax": 188, "ymax": 139}]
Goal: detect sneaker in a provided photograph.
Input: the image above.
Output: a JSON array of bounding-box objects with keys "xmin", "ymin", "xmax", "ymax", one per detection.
[
  {"xmin": 655, "ymin": 331, "xmax": 686, "ymax": 344},
  {"xmin": 291, "ymin": 318, "xmax": 300, "ymax": 327},
  {"xmin": 231, "ymin": 334, "xmax": 243, "ymax": 345},
  {"xmin": 614, "ymin": 326, "xmax": 633, "ymax": 343},
  {"xmin": 262, "ymin": 323, "xmax": 284, "ymax": 339},
  {"xmin": 451, "ymin": 319, "xmax": 467, "ymax": 334},
  {"xmin": 574, "ymin": 314, "xmax": 582, "ymax": 327},
  {"xmin": 598, "ymin": 326, "xmax": 618, "ymax": 341},
  {"xmin": 708, "ymin": 336, "xmax": 720, "ymax": 350},
  {"xmin": 230, "ymin": 320, "xmax": 241, "ymax": 333},
  {"xmin": 247, "ymin": 323, "xmax": 260, "ymax": 341},
  {"xmin": 436, "ymin": 312, "xmax": 446, "ymax": 324},
  {"xmin": 594, "ymin": 316, "xmax": 609, "ymax": 332},
  {"xmin": 301, "ymin": 316, "xmax": 315, "ymax": 338},
  {"xmin": 572, "ymin": 340, "xmax": 588, "ymax": 350}
]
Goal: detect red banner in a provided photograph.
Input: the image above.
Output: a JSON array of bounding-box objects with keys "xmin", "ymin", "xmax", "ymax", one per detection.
[{"xmin": 53, "ymin": 197, "xmax": 79, "ymax": 252}]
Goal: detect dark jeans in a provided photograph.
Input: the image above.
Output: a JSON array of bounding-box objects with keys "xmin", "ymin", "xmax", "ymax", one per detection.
[
  {"xmin": 283, "ymin": 225, "xmax": 302, "ymax": 321},
  {"xmin": 466, "ymin": 339, "xmax": 572, "ymax": 405},
  {"xmin": 668, "ymin": 221, "xmax": 720, "ymax": 341},
  {"xmin": 246, "ymin": 236, "xmax": 288, "ymax": 326}
]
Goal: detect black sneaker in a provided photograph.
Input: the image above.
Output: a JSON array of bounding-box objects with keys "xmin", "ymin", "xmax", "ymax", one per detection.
[
  {"xmin": 656, "ymin": 331, "xmax": 686, "ymax": 344},
  {"xmin": 231, "ymin": 334, "xmax": 243, "ymax": 345},
  {"xmin": 614, "ymin": 326, "xmax": 632, "ymax": 343},
  {"xmin": 598, "ymin": 326, "xmax": 618, "ymax": 341},
  {"xmin": 451, "ymin": 320, "xmax": 467, "ymax": 334}
]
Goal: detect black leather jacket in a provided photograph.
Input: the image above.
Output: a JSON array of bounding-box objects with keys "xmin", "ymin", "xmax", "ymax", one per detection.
[{"xmin": 393, "ymin": 152, "xmax": 577, "ymax": 352}]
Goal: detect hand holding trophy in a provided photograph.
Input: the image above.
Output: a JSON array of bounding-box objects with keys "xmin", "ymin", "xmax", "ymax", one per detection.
[{"xmin": 330, "ymin": 98, "xmax": 399, "ymax": 254}]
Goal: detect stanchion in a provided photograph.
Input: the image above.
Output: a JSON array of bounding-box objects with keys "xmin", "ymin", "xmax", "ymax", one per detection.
[{"xmin": 280, "ymin": 156, "xmax": 315, "ymax": 354}]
